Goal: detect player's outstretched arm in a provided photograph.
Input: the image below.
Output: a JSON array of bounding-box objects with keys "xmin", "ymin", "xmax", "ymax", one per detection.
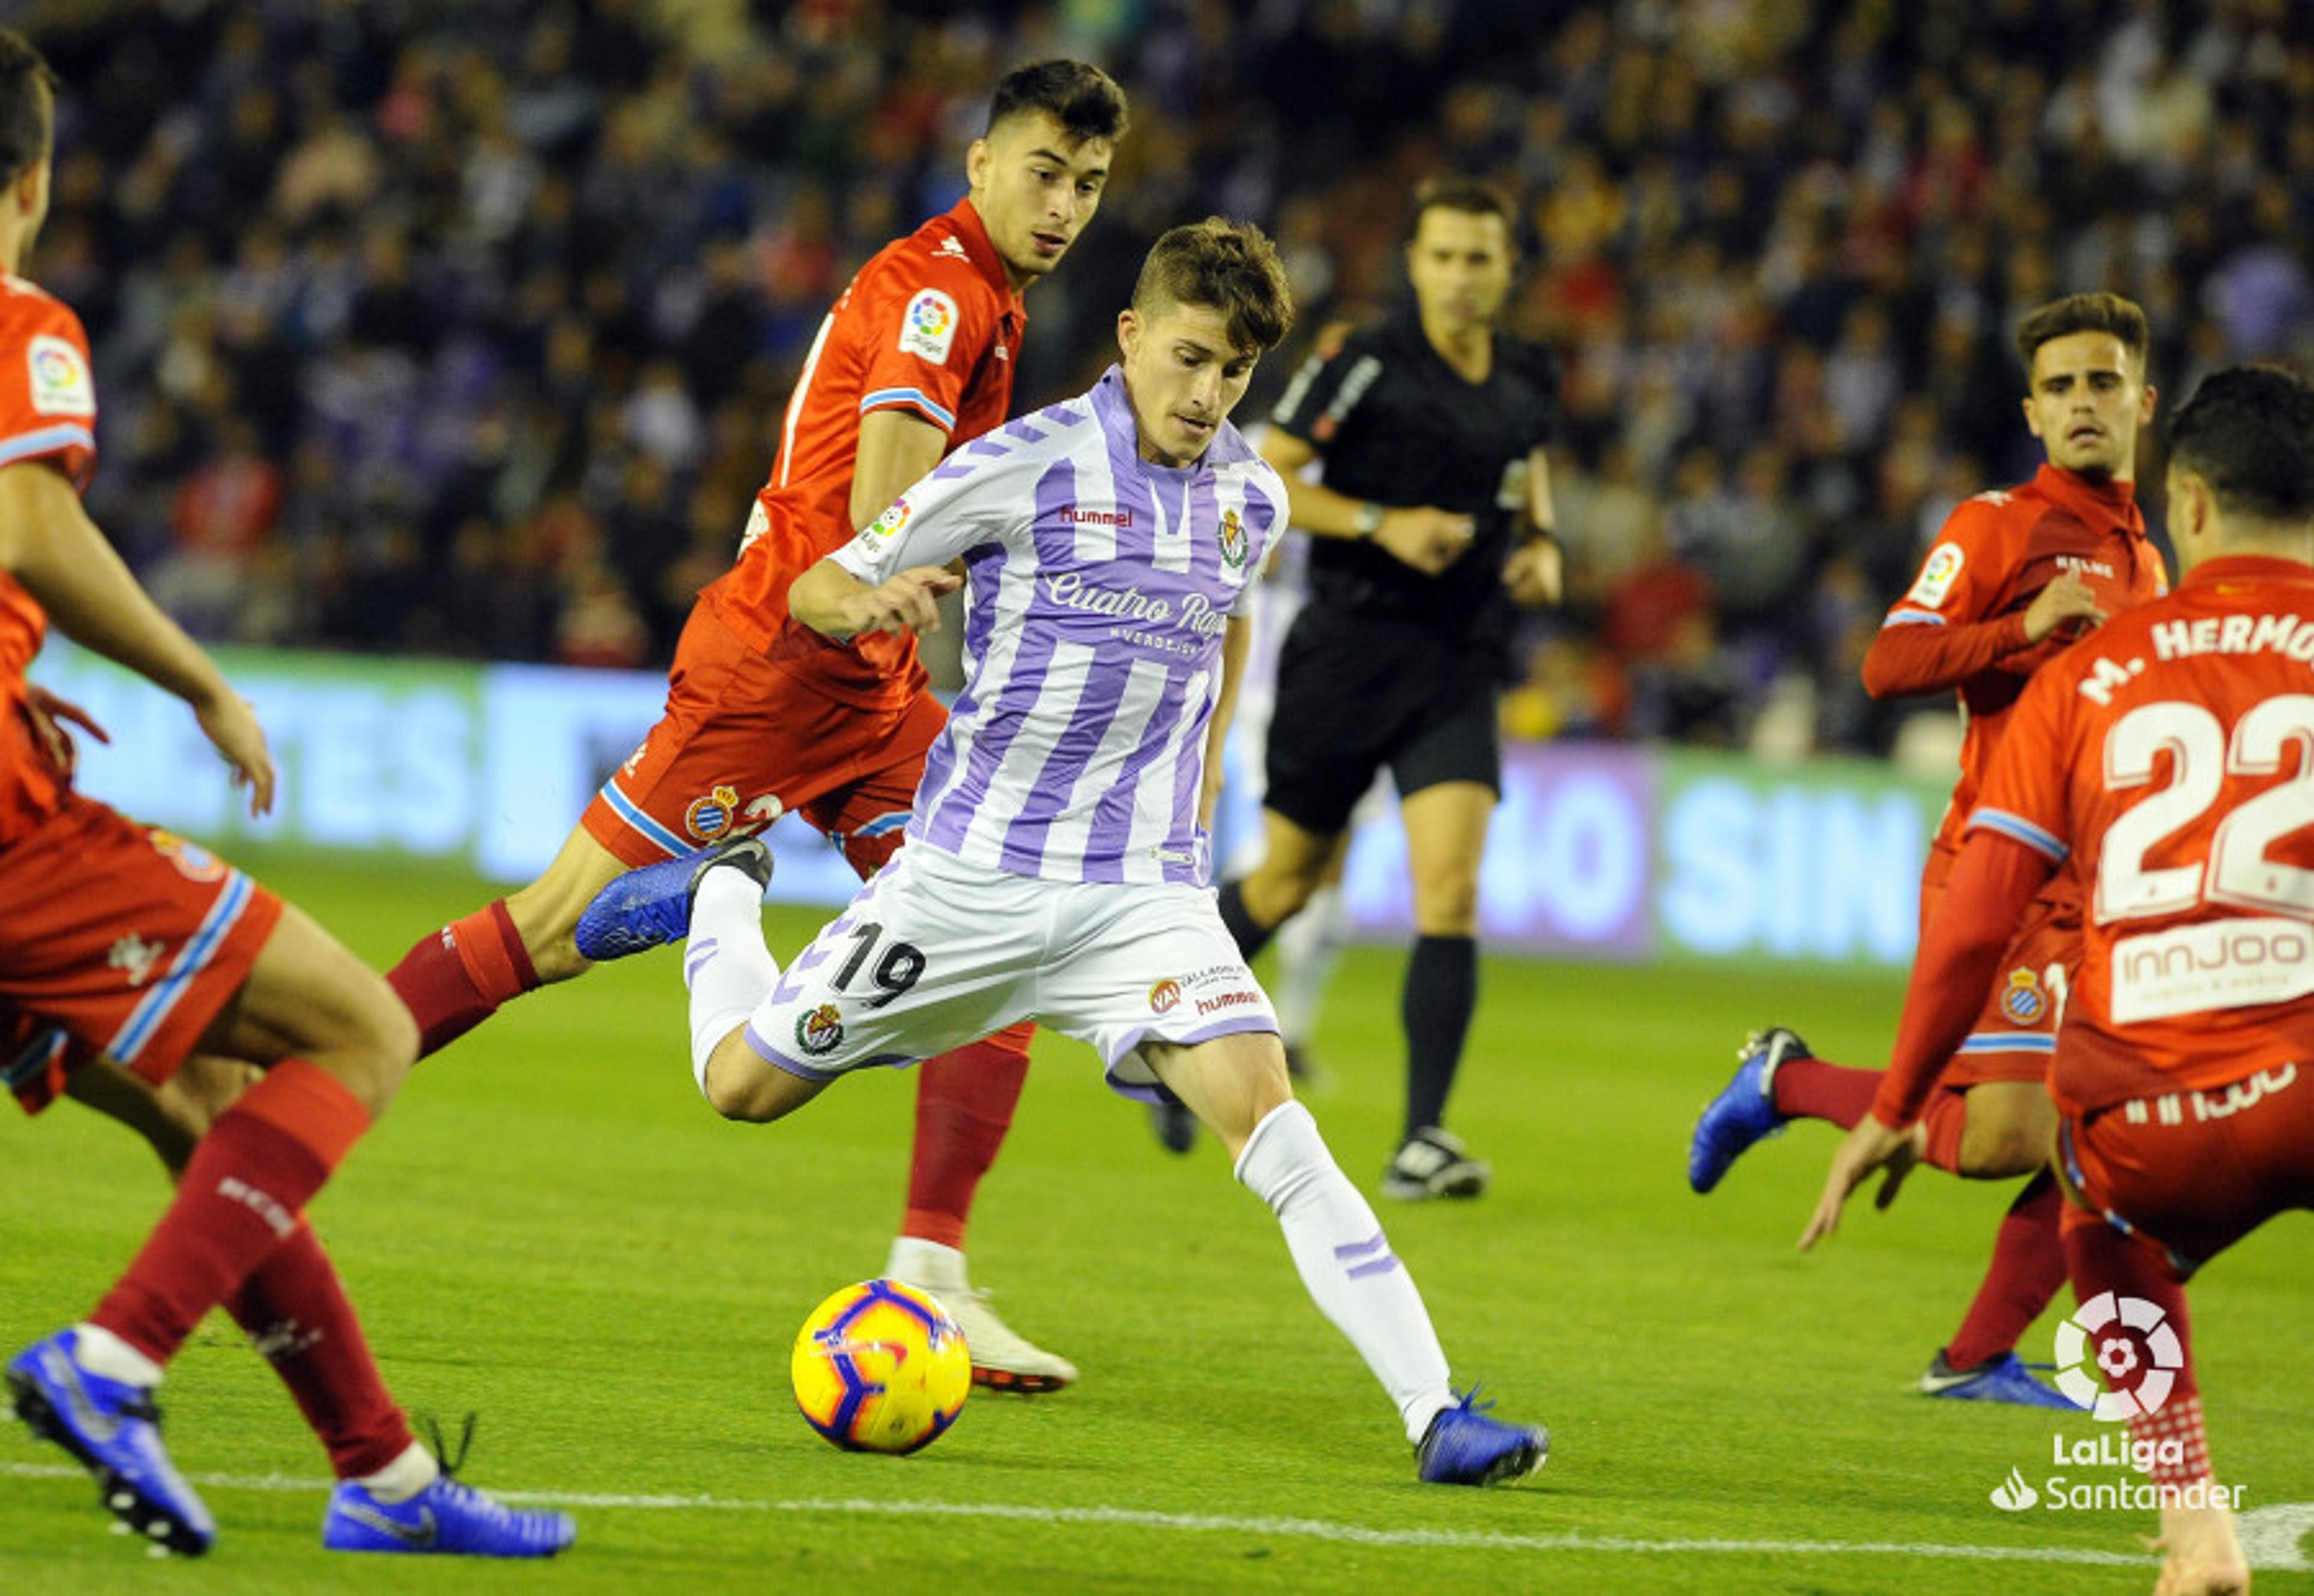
[
  {"xmin": 1199, "ymin": 614, "xmax": 1253, "ymax": 828},
  {"xmin": 1255, "ymin": 428, "xmax": 1473, "ymax": 575},
  {"xmin": 849, "ymin": 411, "xmax": 952, "ymax": 532},
  {"xmin": 0, "ymin": 460, "xmax": 274, "ymax": 813},
  {"xmin": 1798, "ymin": 828, "xmax": 2054, "ymax": 1250},
  {"xmin": 789, "ymin": 556, "xmax": 962, "ymax": 643}
]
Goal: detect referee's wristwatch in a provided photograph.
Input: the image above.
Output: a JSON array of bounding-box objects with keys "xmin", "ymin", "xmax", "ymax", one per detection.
[{"xmin": 1352, "ymin": 501, "xmax": 1385, "ymax": 540}]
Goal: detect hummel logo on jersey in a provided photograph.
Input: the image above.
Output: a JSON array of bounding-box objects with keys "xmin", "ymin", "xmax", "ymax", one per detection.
[
  {"xmin": 1059, "ymin": 505, "xmax": 1132, "ymax": 527},
  {"xmin": 339, "ymin": 1500, "xmax": 441, "ymax": 1548},
  {"xmin": 932, "ymin": 236, "xmax": 970, "ymax": 262}
]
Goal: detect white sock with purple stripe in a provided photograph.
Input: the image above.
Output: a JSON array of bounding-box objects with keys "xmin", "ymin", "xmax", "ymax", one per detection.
[
  {"xmin": 685, "ymin": 867, "xmax": 780, "ymax": 1096},
  {"xmin": 1234, "ymin": 1100, "xmax": 1455, "ymax": 1442}
]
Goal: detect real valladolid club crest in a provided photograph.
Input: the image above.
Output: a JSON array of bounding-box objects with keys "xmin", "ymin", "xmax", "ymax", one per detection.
[
  {"xmin": 1218, "ymin": 506, "xmax": 1249, "ymax": 569},
  {"xmin": 795, "ymin": 1003, "xmax": 845, "ymax": 1057}
]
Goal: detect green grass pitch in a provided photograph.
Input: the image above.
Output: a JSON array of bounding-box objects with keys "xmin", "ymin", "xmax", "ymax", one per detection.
[{"xmin": 2, "ymin": 851, "xmax": 2308, "ymax": 1593}]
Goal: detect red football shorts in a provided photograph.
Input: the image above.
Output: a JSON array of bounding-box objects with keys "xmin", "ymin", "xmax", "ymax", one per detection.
[
  {"xmin": 0, "ymin": 792, "xmax": 281, "ymax": 1112},
  {"xmin": 582, "ymin": 598, "xmax": 943, "ymax": 880},
  {"xmin": 2061, "ymin": 1062, "xmax": 2314, "ymax": 1274},
  {"xmin": 1921, "ymin": 848, "xmax": 2072, "ymax": 1091}
]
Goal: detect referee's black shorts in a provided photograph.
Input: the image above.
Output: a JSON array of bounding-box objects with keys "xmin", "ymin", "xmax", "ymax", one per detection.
[{"xmin": 1262, "ymin": 608, "xmax": 1502, "ymax": 836}]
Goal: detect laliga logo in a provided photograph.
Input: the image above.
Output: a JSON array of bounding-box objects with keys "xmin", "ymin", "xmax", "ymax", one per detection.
[{"xmin": 2052, "ymin": 1291, "xmax": 2183, "ymax": 1421}]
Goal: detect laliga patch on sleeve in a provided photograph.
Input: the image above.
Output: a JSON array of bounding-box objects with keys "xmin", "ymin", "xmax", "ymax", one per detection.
[
  {"xmin": 898, "ymin": 288, "xmax": 960, "ymax": 365},
  {"xmin": 866, "ymin": 497, "xmax": 911, "ymax": 539},
  {"xmin": 27, "ymin": 334, "xmax": 95, "ymax": 418},
  {"xmin": 1906, "ymin": 542, "xmax": 1964, "ymax": 609}
]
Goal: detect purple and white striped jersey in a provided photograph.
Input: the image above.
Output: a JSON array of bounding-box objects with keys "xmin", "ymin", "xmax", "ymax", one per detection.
[{"xmin": 830, "ymin": 366, "xmax": 1285, "ymax": 886}]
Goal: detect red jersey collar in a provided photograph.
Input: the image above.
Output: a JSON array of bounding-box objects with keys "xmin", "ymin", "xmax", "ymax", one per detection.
[
  {"xmin": 2179, "ymin": 552, "xmax": 2314, "ymax": 590},
  {"xmin": 2033, "ymin": 462, "xmax": 2144, "ymax": 536},
  {"xmin": 945, "ymin": 199, "xmax": 1026, "ymax": 316}
]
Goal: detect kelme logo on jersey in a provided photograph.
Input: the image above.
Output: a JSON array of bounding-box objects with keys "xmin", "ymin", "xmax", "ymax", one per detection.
[
  {"xmin": 795, "ymin": 1003, "xmax": 845, "ymax": 1057},
  {"xmin": 1147, "ymin": 978, "xmax": 1182, "ymax": 1015},
  {"xmin": 686, "ymin": 784, "xmax": 744, "ymax": 842},
  {"xmin": 1998, "ymin": 967, "xmax": 2048, "ymax": 1025},
  {"xmin": 1218, "ymin": 506, "xmax": 1249, "ymax": 569},
  {"xmin": 898, "ymin": 288, "xmax": 959, "ymax": 365},
  {"xmin": 867, "ymin": 498, "xmax": 912, "ymax": 539}
]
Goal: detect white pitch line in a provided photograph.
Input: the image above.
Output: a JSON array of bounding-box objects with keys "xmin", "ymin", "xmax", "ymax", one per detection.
[{"xmin": 2, "ymin": 1460, "xmax": 2158, "ymax": 1567}]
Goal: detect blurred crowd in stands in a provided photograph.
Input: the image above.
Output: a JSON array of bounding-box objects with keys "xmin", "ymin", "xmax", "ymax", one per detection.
[{"xmin": 19, "ymin": 0, "xmax": 2314, "ymax": 753}]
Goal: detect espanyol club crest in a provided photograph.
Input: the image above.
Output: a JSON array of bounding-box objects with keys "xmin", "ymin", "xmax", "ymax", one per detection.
[
  {"xmin": 795, "ymin": 1003, "xmax": 845, "ymax": 1056},
  {"xmin": 146, "ymin": 828, "xmax": 227, "ymax": 883},
  {"xmin": 1218, "ymin": 506, "xmax": 1248, "ymax": 569},
  {"xmin": 1999, "ymin": 967, "xmax": 2048, "ymax": 1025},
  {"xmin": 686, "ymin": 784, "xmax": 744, "ymax": 842}
]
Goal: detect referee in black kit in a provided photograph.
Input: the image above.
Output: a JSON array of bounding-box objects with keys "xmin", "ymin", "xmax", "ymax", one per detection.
[{"xmin": 1166, "ymin": 177, "xmax": 1561, "ymax": 1199}]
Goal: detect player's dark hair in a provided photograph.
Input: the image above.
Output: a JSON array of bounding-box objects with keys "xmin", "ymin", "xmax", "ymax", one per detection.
[
  {"xmin": 1409, "ymin": 176, "xmax": 1516, "ymax": 241},
  {"xmin": 1132, "ymin": 217, "xmax": 1294, "ymax": 354},
  {"xmin": 0, "ymin": 28, "xmax": 57, "ymax": 187},
  {"xmin": 988, "ymin": 60, "xmax": 1129, "ymax": 145},
  {"xmin": 2167, "ymin": 365, "xmax": 2314, "ymax": 525},
  {"xmin": 2015, "ymin": 292, "xmax": 2149, "ymax": 377}
]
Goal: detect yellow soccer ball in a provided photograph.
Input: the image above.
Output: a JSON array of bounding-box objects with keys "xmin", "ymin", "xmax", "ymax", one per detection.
[{"xmin": 791, "ymin": 1278, "xmax": 970, "ymax": 1454}]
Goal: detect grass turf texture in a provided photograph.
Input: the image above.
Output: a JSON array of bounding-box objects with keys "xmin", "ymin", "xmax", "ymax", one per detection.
[{"xmin": 2, "ymin": 850, "xmax": 2307, "ymax": 1594}]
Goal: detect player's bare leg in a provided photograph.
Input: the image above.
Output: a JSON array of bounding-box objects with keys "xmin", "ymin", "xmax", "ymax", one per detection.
[
  {"xmin": 1390, "ymin": 780, "xmax": 1494, "ymax": 1198},
  {"xmin": 383, "ymin": 822, "xmax": 629, "ymax": 1056},
  {"xmin": 503, "ymin": 826, "xmax": 633, "ymax": 982},
  {"xmin": 1144, "ymin": 1031, "xmax": 1546, "ymax": 1485},
  {"xmin": 1952, "ymin": 1080, "xmax": 2056, "ymax": 1178},
  {"xmin": 1232, "ymin": 807, "xmax": 1338, "ymax": 931}
]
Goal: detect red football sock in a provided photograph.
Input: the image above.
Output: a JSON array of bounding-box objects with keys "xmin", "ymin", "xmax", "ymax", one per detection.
[
  {"xmin": 1942, "ymin": 1169, "xmax": 2067, "ymax": 1370},
  {"xmin": 226, "ymin": 1220, "xmax": 414, "ymax": 1479},
  {"xmin": 1919, "ymin": 1091, "xmax": 1970, "ymax": 1174},
  {"xmin": 385, "ymin": 900, "xmax": 541, "ymax": 1058},
  {"xmin": 899, "ymin": 1027, "xmax": 1033, "ymax": 1250},
  {"xmin": 1770, "ymin": 1056, "xmax": 1881, "ymax": 1128},
  {"xmin": 92, "ymin": 1061, "xmax": 371, "ymax": 1366},
  {"xmin": 2060, "ymin": 1200, "xmax": 2198, "ymax": 1419}
]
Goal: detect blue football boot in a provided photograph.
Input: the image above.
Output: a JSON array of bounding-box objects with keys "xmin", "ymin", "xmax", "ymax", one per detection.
[
  {"xmin": 1919, "ymin": 1350, "xmax": 2086, "ymax": 1411},
  {"xmin": 574, "ymin": 836, "xmax": 773, "ymax": 962},
  {"xmin": 323, "ymin": 1474, "xmax": 575, "ymax": 1557},
  {"xmin": 7, "ymin": 1329, "xmax": 215, "ymax": 1556},
  {"xmin": 1687, "ymin": 1026, "xmax": 1808, "ymax": 1194},
  {"xmin": 1416, "ymin": 1389, "xmax": 1549, "ymax": 1486}
]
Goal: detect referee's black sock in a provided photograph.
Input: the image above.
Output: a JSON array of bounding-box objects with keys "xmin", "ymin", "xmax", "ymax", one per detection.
[
  {"xmin": 1402, "ymin": 934, "xmax": 1477, "ymax": 1141},
  {"xmin": 1217, "ymin": 879, "xmax": 1277, "ymax": 962}
]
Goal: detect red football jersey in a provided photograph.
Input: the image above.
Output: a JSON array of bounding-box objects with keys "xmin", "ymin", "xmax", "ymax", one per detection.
[
  {"xmin": 1968, "ymin": 553, "xmax": 2314, "ymax": 1113},
  {"xmin": 1880, "ymin": 463, "xmax": 2166, "ymax": 859},
  {"xmin": 0, "ymin": 274, "xmax": 101, "ymax": 848},
  {"xmin": 706, "ymin": 197, "xmax": 1024, "ymax": 710}
]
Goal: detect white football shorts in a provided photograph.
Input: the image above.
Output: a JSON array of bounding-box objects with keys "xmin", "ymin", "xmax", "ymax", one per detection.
[{"xmin": 738, "ymin": 843, "xmax": 1278, "ymax": 1101}]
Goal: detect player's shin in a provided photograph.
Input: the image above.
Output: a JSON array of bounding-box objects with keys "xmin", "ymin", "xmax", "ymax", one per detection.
[
  {"xmin": 225, "ymin": 1220, "xmax": 414, "ymax": 1479},
  {"xmin": 1235, "ymin": 1100, "xmax": 1455, "ymax": 1441},
  {"xmin": 684, "ymin": 868, "xmax": 781, "ymax": 1101}
]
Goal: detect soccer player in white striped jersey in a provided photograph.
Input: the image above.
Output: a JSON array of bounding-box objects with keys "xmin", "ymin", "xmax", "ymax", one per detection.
[{"xmin": 582, "ymin": 219, "xmax": 1550, "ymax": 1485}]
